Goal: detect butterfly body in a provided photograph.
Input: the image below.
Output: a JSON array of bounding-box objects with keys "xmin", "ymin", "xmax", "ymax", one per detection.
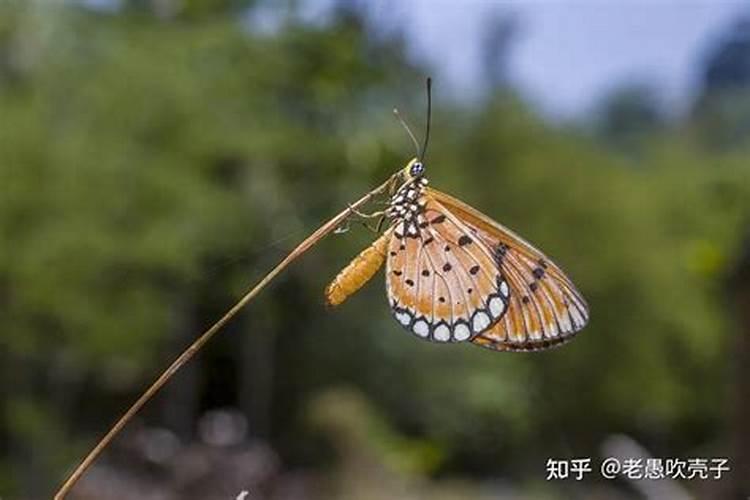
[{"xmin": 326, "ymin": 158, "xmax": 589, "ymax": 352}]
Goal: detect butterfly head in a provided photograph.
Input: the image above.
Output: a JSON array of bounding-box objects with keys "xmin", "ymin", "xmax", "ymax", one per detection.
[{"xmin": 403, "ymin": 158, "xmax": 426, "ymax": 180}]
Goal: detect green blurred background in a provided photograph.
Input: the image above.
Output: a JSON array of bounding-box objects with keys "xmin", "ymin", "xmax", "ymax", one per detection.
[{"xmin": 1, "ymin": 1, "xmax": 750, "ymax": 499}]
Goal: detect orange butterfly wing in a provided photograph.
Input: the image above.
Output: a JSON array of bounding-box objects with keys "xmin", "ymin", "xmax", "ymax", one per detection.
[
  {"xmin": 425, "ymin": 187, "xmax": 589, "ymax": 351},
  {"xmin": 385, "ymin": 197, "xmax": 510, "ymax": 343}
]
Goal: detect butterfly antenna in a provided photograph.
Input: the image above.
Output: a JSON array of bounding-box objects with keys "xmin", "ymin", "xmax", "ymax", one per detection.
[
  {"xmin": 393, "ymin": 107, "xmax": 420, "ymax": 158},
  {"xmin": 420, "ymin": 77, "xmax": 432, "ymax": 161}
]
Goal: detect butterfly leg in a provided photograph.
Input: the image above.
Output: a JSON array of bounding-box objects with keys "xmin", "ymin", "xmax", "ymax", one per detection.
[
  {"xmin": 335, "ymin": 205, "xmax": 381, "ymax": 234},
  {"xmin": 370, "ymin": 213, "xmax": 386, "ymax": 233},
  {"xmin": 345, "ymin": 204, "xmax": 387, "ymax": 233},
  {"xmin": 384, "ymin": 174, "xmax": 401, "ymax": 196},
  {"xmin": 375, "ymin": 214, "xmax": 387, "ymax": 232},
  {"xmin": 347, "ymin": 204, "xmax": 385, "ymax": 220},
  {"xmin": 354, "ymin": 214, "xmax": 386, "ymax": 234},
  {"xmin": 349, "ymin": 215, "xmax": 386, "ymax": 234}
]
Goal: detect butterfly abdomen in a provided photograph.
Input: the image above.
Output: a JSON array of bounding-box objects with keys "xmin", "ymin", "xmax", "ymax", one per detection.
[{"xmin": 325, "ymin": 231, "xmax": 391, "ymax": 307}]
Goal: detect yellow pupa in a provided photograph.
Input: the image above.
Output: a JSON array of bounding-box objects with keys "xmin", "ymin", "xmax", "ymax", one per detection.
[{"xmin": 325, "ymin": 228, "xmax": 392, "ymax": 307}]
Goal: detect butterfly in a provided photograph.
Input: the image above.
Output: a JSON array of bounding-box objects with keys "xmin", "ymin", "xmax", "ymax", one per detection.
[
  {"xmin": 325, "ymin": 78, "xmax": 587, "ymax": 351},
  {"xmin": 325, "ymin": 157, "xmax": 589, "ymax": 352}
]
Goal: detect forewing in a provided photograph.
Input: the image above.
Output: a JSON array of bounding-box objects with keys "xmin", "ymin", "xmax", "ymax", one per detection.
[
  {"xmin": 385, "ymin": 198, "xmax": 510, "ymax": 343},
  {"xmin": 426, "ymin": 187, "xmax": 589, "ymax": 351}
]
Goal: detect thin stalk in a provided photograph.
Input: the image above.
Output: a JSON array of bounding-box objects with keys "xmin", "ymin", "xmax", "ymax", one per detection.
[{"xmin": 54, "ymin": 175, "xmax": 395, "ymax": 499}]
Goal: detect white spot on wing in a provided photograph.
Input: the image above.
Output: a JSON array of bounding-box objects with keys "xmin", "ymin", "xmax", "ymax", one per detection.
[
  {"xmin": 558, "ymin": 312, "xmax": 572, "ymax": 332},
  {"xmin": 500, "ymin": 281, "xmax": 509, "ymax": 297},
  {"xmin": 489, "ymin": 297, "xmax": 505, "ymax": 317},
  {"xmin": 413, "ymin": 320, "xmax": 429, "ymax": 337},
  {"xmin": 472, "ymin": 311, "xmax": 491, "ymax": 333},
  {"xmin": 453, "ymin": 323, "xmax": 471, "ymax": 341},
  {"xmin": 434, "ymin": 324, "xmax": 450, "ymax": 341},
  {"xmin": 569, "ymin": 306, "xmax": 585, "ymax": 329},
  {"xmin": 546, "ymin": 323, "xmax": 559, "ymax": 338},
  {"xmin": 571, "ymin": 296, "xmax": 588, "ymax": 321},
  {"xmin": 396, "ymin": 311, "xmax": 412, "ymax": 326}
]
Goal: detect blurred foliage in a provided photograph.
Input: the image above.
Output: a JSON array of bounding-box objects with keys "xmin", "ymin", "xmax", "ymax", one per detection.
[
  {"xmin": 1, "ymin": 1, "xmax": 750, "ymax": 499},
  {"xmin": 692, "ymin": 15, "xmax": 750, "ymax": 149},
  {"xmin": 595, "ymin": 83, "xmax": 667, "ymax": 154}
]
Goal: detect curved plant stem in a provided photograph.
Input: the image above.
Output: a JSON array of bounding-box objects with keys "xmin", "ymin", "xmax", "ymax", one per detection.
[{"xmin": 53, "ymin": 175, "xmax": 395, "ymax": 499}]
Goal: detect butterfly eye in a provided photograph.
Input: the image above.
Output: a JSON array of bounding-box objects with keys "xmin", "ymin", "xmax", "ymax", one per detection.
[{"xmin": 410, "ymin": 162, "xmax": 425, "ymax": 177}]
